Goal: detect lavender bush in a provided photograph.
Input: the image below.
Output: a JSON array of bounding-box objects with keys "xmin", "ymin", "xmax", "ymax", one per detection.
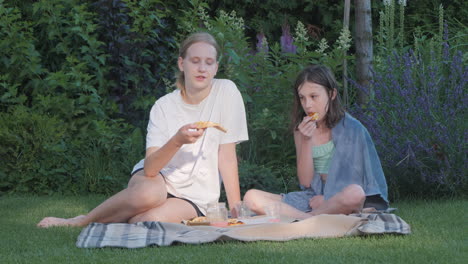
[{"xmin": 351, "ymin": 49, "xmax": 467, "ymax": 199}]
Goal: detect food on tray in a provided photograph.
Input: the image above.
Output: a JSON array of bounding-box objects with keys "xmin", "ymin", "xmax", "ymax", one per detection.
[
  {"xmin": 227, "ymin": 218, "xmax": 244, "ymax": 226},
  {"xmin": 185, "ymin": 216, "xmax": 209, "ymax": 226},
  {"xmin": 308, "ymin": 112, "xmax": 319, "ymax": 121},
  {"xmin": 191, "ymin": 216, "xmax": 207, "ymax": 223},
  {"xmin": 184, "ymin": 216, "xmax": 244, "ymax": 226},
  {"xmin": 194, "ymin": 121, "xmax": 227, "ymax": 133}
]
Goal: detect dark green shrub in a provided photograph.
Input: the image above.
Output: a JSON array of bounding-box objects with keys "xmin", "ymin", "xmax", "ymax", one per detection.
[
  {"xmin": 238, "ymin": 162, "xmax": 283, "ymax": 195},
  {"xmin": 1, "ymin": 0, "xmax": 465, "ymax": 200},
  {"xmin": 0, "ymin": 1, "xmax": 44, "ymax": 110},
  {"xmin": 0, "ymin": 106, "xmax": 69, "ymax": 194},
  {"xmin": 219, "ymin": 160, "xmax": 297, "ymax": 202},
  {"xmin": 0, "ymin": 0, "xmax": 145, "ymax": 195},
  {"xmin": 0, "ymin": 106, "xmax": 144, "ymax": 195},
  {"xmin": 69, "ymin": 120, "xmax": 144, "ymax": 195},
  {"xmin": 92, "ymin": 0, "xmax": 177, "ymax": 130}
]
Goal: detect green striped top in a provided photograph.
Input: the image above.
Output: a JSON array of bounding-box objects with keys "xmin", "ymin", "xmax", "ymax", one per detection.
[{"xmin": 312, "ymin": 140, "xmax": 335, "ymax": 174}]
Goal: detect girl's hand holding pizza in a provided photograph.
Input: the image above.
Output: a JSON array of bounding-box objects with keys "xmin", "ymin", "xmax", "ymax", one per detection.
[
  {"xmin": 297, "ymin": 115, "xmax": 318, "ymax": 140},
  {"xmin": 173, "ymin": 123, "xmax": 206, "ymax": 146}
]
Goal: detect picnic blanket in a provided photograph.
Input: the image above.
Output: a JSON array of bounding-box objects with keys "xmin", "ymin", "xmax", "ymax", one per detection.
[{"xmin": 76, "ymin": 213, "xmax": 410, "ymax": 248}]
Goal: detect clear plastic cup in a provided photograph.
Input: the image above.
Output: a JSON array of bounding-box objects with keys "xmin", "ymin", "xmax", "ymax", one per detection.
[
  {"xmin": 264, "ymin": 202, "xmax": 281, "ymax": 222},
  {"xmin": 207, "ymin": 202, "xmax": 228, "ymax": 227},
  {"xmin": 237, "ymin": 201, "xmax": 252, "ymax": 219}
]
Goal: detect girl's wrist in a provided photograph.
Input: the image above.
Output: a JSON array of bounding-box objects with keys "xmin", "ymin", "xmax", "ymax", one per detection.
[
  {"xmin": 169, "ymin": 136, "xmax": 183, "ymax": 148},
  {"xmin": 301, "ymin": 137, "xmax": 314, "ymax": 147}
]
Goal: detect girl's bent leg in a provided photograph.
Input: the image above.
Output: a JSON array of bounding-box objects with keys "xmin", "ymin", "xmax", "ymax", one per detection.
[
  {"xmin": 308, "ymin": 184, "xmax": 365, "ymax": 216},
  {"xmin": 243, "ymin": 189, "xmax": 310, "ymax": 220},
  {"xmin": 37, "ymin": 171, "xmax": 167, "ymax": 228},
  {"xmin": 129, "ymin": 198, "xmax": 198, "ymax": 224},
  {"xmin": 243, "ymin": 189, "xmax": 280, "ymax": 214}
]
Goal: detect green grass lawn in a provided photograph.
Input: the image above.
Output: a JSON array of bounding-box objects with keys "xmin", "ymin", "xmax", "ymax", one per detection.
[{"xmin": 0, "ymin": 196, "xmax": 466, "ymax": 264}]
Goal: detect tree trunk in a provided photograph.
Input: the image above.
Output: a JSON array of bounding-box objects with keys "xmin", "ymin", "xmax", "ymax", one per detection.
[
  {"xmin": 342, "ymin": 0, "xmax": 350, "ymax": 107},
  {"xmin": 354, "ymin": 0, "xmax": 373, "ymax": 105}
]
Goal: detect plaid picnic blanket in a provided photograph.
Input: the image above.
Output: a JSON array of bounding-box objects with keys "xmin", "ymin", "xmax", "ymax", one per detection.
[{"xmin": 76, "ymin": 213, "xmax": 410, "ymax": 248}]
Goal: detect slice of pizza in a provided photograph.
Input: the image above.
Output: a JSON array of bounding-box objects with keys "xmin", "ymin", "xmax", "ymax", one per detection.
[
  {"xmin": 185, "ymin": 216, "xmax": 210, "ymax": 226},
  {"xmin": 195, "ymin": 121, "xmax": 227, "ymax": 133},
  {"xmin": 190, "ymin": 216, "xmax": 208, "ymax": 222},
  {"xmin": 227, "ymin": 218, "xmax": 244, "ymax": 226},
  {"xmin": 308, "ymin": 112, "xmax": 320, "ymax": 121}
]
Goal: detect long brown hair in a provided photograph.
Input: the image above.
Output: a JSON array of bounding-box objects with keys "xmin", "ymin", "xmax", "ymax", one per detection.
[
  {"xmin": 176, "ymin": 32, "xmax": 221, "ymax": 95},
  {"xmin": 290, "ymin": 65, "xmax": 345, "ymax": 131}
]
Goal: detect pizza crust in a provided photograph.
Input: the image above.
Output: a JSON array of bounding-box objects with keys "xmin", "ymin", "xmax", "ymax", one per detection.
[
  {"xmin": 308, "ymin": 112, "xmax": 320, "ymax": 121},
  {"xmin": 184, "ymin": 216, "xmax": 244, "ymax": 226},
  {"xmin": 185, "ymin": 216, "xmax": 209, "ymax": 226},
  {"xmin": 195, "ymin": 121, "xmax": 227, "ymax": 133},
  {"xmin": 227, "ymin": 218, "xmax": 244, "ymax": 226}
]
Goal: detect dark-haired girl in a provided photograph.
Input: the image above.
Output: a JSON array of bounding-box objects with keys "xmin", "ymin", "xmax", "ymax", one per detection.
[{"xmin": 244, "ymin": 65, "xmax": 388, "ymax": 219}]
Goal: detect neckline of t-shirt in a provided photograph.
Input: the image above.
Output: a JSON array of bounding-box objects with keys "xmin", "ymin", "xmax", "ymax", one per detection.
[{"xmin": 177, "ymin": 79, "xmax": 218, "ymax": 108}]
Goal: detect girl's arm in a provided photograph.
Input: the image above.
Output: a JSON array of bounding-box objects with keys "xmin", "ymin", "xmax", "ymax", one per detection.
[
  {"xmin": 218, "ymin": 142, "xmax": 241, "ymax": 215},
  {"xmin": 294, "ymin": 129, "xmax": 315, "ymax": 188},
  {"xmin": 144, "ymin": 123, "xmax": 205, "ymax": 177}
]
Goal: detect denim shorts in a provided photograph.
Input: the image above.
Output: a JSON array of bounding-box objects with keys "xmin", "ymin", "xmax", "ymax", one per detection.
[
  {"xmin": 281, "ymin": 190, "xmax": 388, "ymax": 212},
  {"xmin": 281, "ymin": 190, "xmax": 315, "ymax": 212}
]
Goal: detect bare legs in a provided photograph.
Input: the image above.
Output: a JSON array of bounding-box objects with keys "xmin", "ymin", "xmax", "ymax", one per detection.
[
  {"xmin": 37, "ymin": 170, "xmax": 197, "ymax": 228},
  {"xmin": 128, "ymin": 198, "xmax": 197, "ymax": 224},
  {"xmin": 243, "ymin": 189, "xmax": 311, "ymax": 220},
  {"xmin": 307, "ymin": 184, "xmax": 365, "ymax": 216},
  {"xmin": 243, "ymin": 184, "xmax": 365, "ymax": 220}
]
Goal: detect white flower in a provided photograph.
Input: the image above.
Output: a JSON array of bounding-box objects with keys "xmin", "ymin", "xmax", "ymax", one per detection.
[
  {"xmin": 398, "ymin": 0, "xmax": 407, "ymax": 6},
  {"xmin": 219, "ymin": 10, "xmax": 244, "ymax": 31},
  {"xmin": 315, "ymin": 38, "xmax": 329, "ymax": 56},
  {"xmin": 198, "ymin": 6, "xmax": 212, "ymax": 30},
  {"xmin": 294, "ymin": 21, "xmax": 309, "ymax": 43},
  {"xmin": 337, "ymin": 27, "xmax": 352, "ymax": 51}
]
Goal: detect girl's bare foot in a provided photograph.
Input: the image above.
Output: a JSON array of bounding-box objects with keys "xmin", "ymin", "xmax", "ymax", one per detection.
[{"xmin": 37, "ymin": 215, "xmax": 88, "ymax": 228}]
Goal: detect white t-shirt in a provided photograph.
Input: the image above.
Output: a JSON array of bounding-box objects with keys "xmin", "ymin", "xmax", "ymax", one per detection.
[{"xmin": 132, "ymin": 79, "xmax": 248, "ymax": 214}]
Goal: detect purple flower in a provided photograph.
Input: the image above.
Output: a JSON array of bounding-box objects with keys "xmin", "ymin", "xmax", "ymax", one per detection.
[
  {"xmin": 280, "ymin": 24, "xmax": 296, "ymax": 54},
  {"xmin": 256, "ymin": 32, "xmax": 269, "ymax": 53},
  {"xmin": 349, "ymin": 45, "xmax": 466, "ymax": 197}
]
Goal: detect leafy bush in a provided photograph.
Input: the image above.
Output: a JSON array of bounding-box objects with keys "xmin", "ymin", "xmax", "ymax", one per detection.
[
  {"xmin": 0, "ymin": 0, "xmax": 44, "ymax": 110},
  {"xmin": 92, "ymin": 0, "xmax": 177, "ymax": 129},
  {"xmin": 0, "ymin": 106, "xmax": 68, "ymax": 194},
  {"xmin": 219, "ymin": 160, "xmax": 297, "ymax": 202},
  {"xmin": 0, "ymin": 105, "xmax": 143, "ymax": 195},
  {"xmin": 0, "ymin": 0, "xmax": 146, "ymax": 195},
  {"xmin": 70, "ymin": 120, "xmax": 144, "ymax": 195},
  {"xmin": 1, "ymin": 0, "xmax": 465, "ymax": 200}
]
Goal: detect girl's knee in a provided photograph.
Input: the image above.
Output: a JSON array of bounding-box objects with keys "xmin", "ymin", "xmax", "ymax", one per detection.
[
  {"xmin": 343, "ymin": 184, "xmax": 365, "ymax": 207},
  {"xmin": 243, "ymin": 189, "xmax": 259, "ymax": 202},
  {"xmin": 243, "ymin": 189, "xmax": 264, "ymax": 212},
  {"xmin": 128, "ymin": 181, "xmax": 167, "ymax": 210}
]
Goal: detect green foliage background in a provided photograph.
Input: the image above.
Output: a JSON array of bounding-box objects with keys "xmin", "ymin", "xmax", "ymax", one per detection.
[{"xmin": 0, "ymin": 0, "xmax": 466, "ymax": 199}]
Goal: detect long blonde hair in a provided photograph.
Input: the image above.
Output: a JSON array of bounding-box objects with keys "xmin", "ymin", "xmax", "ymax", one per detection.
[{"xmin": 176, "ymin": 32, "xmax": 221, "ymax": 95}]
